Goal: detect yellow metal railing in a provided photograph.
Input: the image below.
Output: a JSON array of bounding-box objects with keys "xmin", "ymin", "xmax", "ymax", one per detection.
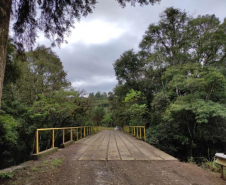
[
  {"xmin": 35, "ymin": 126, "xmax": 100, "ymax": 154},
  {"xmin": 123, "ymin": 126, "xmax": 146, "ymax": 141}
]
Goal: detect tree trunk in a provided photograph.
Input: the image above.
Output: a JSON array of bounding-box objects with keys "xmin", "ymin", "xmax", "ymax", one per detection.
[{"xmin": 0, "ymin": 0, "xmax": 12, "ymax": 112}]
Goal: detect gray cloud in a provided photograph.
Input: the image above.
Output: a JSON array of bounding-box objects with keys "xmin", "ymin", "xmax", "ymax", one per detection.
[{"xmin": 37, "ymin": 0, "xmax": 226, "ymax": 94}]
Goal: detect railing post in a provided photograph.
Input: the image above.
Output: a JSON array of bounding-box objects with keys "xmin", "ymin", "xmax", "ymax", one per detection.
[
  {"xmin": 80, "ymin": 127, "xmax": 82, "ymax": 139},
  {"xmin": 84, "ymin": 127, "xmax": 86, "ymax": 137},
  {"xmin": 76, "ymin": 128, "xmax": 78, "ymax": 141},
  {"xmin": 144, "ymin": 127, "xmax": 146, "ymax": 141},
  {"xmin": 36, "ymin": 130, "xmax": 39, "ymax": 154},
  {"xmin": 136, "ymin": 127, "xmax": 138, "ymax": 138},
  {"xmin": 52, "ymin": 130, "xmax": 55, "ymax": 148},
  {"xmin": 63, "ymin": 129, "xmax": 65, "ymax": 144},
  {"xmin": 87, "ymin": 126, "xmax": 88, "ymax": 136},
  {"xmin": 70, "ymin": 128, "xmax": 73, "ymax": 141},
  {"xmin": 134, "ymin": 127, "xmax": 135, "ymax": 136},
  {"xmin": 140, "ymin": 127, "xmax": 141, "ymax": 139}
]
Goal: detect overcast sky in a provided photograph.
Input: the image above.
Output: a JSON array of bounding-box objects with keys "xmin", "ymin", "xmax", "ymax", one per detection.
[{"xmin": 38, "ymin": 0, "xmax": 226, "ymax": 95}]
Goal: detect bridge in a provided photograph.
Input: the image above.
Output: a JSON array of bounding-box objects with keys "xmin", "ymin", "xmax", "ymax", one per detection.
[
  {"xmin": 1, "ymin": 127, "xmax": 225, "ymax": 185},
  {"xmin": 72, "ymin": 130, "xmax": 176, "ymax": 161},
  {"xmin": 32, "ymin": 126, "xmax": 176, "ymax": 161}
]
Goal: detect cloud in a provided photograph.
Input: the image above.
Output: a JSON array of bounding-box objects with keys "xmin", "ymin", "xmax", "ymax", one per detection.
[
  {"xmin": 61, "ymin": 20, "xmax": 125, "ymax": 47},
  {"xmin": 36, "ymin": 0, "xmax": 226, "ymax": 94}
]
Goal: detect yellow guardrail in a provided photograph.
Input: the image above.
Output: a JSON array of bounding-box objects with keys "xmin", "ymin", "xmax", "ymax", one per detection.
[
  {"xmin": 35, "ymin": 126, "xmax": 99, "ymax": 154},
  {"xmin": 123, "ymin": 126, "xmax": 146, "ymax": 141}
]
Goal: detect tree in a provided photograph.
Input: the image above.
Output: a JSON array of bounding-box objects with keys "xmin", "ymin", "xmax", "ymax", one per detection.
[
  {"xmin": 0, "ymin": 0, "xmax": 161, "ymax": 111},
  {"xmin": 29, "ymin": 89, "xmax": 81, "ymax": 128},
  {"xmin": 113, "ymin": 50, "xmax": 154, "ymax": 112},
  {"xmin": 4, "ymin": 39, "xmax": 21, "ymax": 85},
  {"xmin": 0, "ymin": 112, "xmax": 18, "ymax": 168},
  {"xmin": 114, "ymin": 49, "xmax": 145, "ymax": 84},
  {"xmin": 112, "ymin": 7, "xmax": 226, "ymax": 161},
  {"xmin": 162, "ymin": 64, "xmax": 226, "ymax": 156},
  {"xmin": 25, "ymin": 45, "xmax": 70, "ymax": 99},
  {"xmin": 95, "ymin": 91, "xmax": 101, "ymax": 99},
  {"xmin": 101, "ymin": 114, "xmax": 113, "ymax": 127},
  {"xmin": 3, "ymin": 45, "xmax": 70, "ymax": 106},
  {"xmin": 123, "ymin": 89, "xmax": 148, "ymax": 126}
]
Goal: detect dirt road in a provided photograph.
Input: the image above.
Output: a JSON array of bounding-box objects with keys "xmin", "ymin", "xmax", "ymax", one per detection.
[{"xmin": 1, "ymin": 130, "xmax": 225, "ymax": 185}]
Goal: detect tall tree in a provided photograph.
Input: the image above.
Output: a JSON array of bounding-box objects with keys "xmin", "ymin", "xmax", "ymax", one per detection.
[
  {"xmin": 0, "ymin": 0, "xmax": 161, "ymax": 111},
  {"xmin": 0, "ymin": 0, "xmax": 12, "ymax": 111},
  {"xmin": 3, "ymin": 45, "xmax": 70, "ymax": 106},
  {"xmin": 112, "ymin": 7, "xmax": 226, "ymax": 160}
]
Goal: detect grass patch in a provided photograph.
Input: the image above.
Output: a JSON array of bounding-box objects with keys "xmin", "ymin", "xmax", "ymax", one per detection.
[
  {"xmin": 51, "ymin": 158, "xmax": 64, "ymax": 167},
  {"xmin": 31, "ymin": 167, "xmax": 38, "ymax": 172},
  {"xmin": 200, "ymin": 157, "xmax": 226, "ymax": 176},
  {"xmin": 42, "ymin": 160, "xmax": 49, "ymax": 165},
  {"xmin": 0, "ymin": 172, "xmax": 14, "ymax": 179},
  {"xmin": 202, "ymin": 160, "xmax": 221, "ymax": 173},
  {"xmin": 40, "ymin": 170, "xmax": 46, "ymax": 173}
]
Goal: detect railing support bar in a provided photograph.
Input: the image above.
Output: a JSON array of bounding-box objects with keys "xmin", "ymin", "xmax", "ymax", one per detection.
[
  {"xmin": 70, "ymin": 128, "xmax": 73, "ymax": 141},
  {"xmin": 52, "ymin": 130, "xmax": 55, "ymax": 148},
  {"xmin": 36, "ymin": 130, "xmax": 39, "ymax": 154},
  {"xmin": 63, "ymin": 129, "xmax": 65, "ymax": 144}
]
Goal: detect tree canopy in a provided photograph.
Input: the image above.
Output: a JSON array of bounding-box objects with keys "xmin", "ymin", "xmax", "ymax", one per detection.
[
  {"xmin": 0, "ymin": 0, "xmax": 161, "ymax": 111},
  {"xmin": 110, "ymin": 7, "xmax": 226, "ymax": 161},
  {"xmin": 10, "ymin": 0, "xmax": 161, "ymax": 48}
]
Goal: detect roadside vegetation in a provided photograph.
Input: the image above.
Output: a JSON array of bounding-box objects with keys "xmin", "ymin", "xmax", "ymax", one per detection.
[
  {"xmin": 1, "ymin": 7, "xmax": 226, "ymax": 171},
  {"xmin": 0, "ymin": 44, "xmax": 112, "ymax": 169},
  {"xmin": 108, "ymin": 7, "xmax": 226, "ymax": 163},
  {"xmin": 0, "ymin": 157, "xmax": 65, "ymax": 185}
]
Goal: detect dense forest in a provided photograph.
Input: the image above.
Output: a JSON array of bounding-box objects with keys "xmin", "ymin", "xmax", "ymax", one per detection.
[
  {"xmin": 0, "ymin": 42, "xmax": 112, "ymax": 169},
  {"xmin": 1, "ymin": 7, "xmax": 226, "ymax": 169},
  {"xmin": 109, "ymin": 7, "xmax": 226, "ymax": 162}
]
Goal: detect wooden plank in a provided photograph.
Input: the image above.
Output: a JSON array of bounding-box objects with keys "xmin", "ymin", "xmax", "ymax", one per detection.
[
  {"xmin": 114, "ymin": 131, "xmax": 135, "ymax": 160},
  {"xmin": 73, "ymin": 131, "xmax": 105, "ymax": 160},
  {"xmin": 108, "ymin": 131, "xmax": 121, "ymax": 160},
  {"xmin": 78, "ymin": 131, "xmax": 107, "ymax": 160},
  {"xmin": 122, "ymin": 132, "xmax": 163, "ymax": 160},
  {"xmin": 123, "ymin": 132, "xmax": 177, "ymax": 160},
  {"xmin": 76, "ymin": 130, "xmax": 103, "ymax": 144},
  {"xmin": 117, "ymin": 132, "xmax": 149, "ymax": 160},
  {"xmin": 92, "ymin": 130, "xmax": 111, "ymax": 160},
  {"xmin": 73, "ymin": 130, "xmax": 176, "ymax": 161},
  {"xmin": 150, "ymin": 146, "xmax": 177, "ymax": 160}
]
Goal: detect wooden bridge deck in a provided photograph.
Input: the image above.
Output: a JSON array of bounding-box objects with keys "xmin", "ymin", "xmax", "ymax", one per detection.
[{"xmin": 72, "ymin": 130, "xmax": 177, "ymax": 161}]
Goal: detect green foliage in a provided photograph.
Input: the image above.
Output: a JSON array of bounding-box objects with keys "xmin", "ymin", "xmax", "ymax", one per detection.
[
  {"xmin": 29, "ymin": 89, "xmax": 80, "ymax": 127},
  {"xmin": 124, "ymin": 89, "xmax": 143, "ymax": 103},
  {"xmin": 101, "ymin": 114, "xmax": 113, "ymax": 127},
  {"xmin": 92, "ymin": 107, "xmax": 105, "ymax": 126},
  {"xmin": 51, "ymin": 158, "xmax": 64, "ymax": 167},
  {"xmin": 111, "ymin": 7, "xmax": 226, "ymax": 162},
  {"xmin": 0, "ymin": 172, "xmax": 14, "ymax": 179},
  {"xmin": 123, "ymin": 90, "xmax": 148, "ymax": 126},
  {"xmin": 0, "ymin": 113, "xmax": 18, "ymax": 144},
  {"xmin": 11, "ymin": 0, "xmax": 160, "ymax": 49},
  {"xmin": 114, "ymin": 50, "xmax": 145, "ymax": 84},
  {"xmin": 202, "ymin": 160, "xmax": 221, "ymax": 173},
  {"xmin": 4, "ymin": 38, "xmax": 21, "ymax": 85},
  {"xmin": 0, "ymin": 112, "xmax": 19, "ymax": 168},
  {"xmin": 0, "ymin": 45, "xmax": 95, "ymax": 169}
]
